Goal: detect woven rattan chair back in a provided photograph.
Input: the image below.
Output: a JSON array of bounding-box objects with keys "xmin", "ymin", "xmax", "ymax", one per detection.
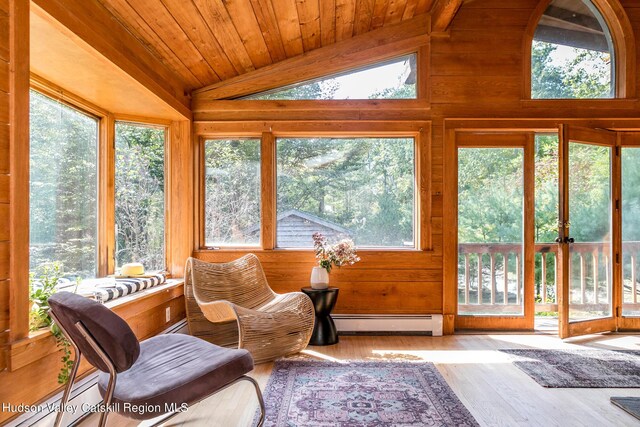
[{"xmin": 184, "ymin": 254, "xmax": 315, "ymax": 363}]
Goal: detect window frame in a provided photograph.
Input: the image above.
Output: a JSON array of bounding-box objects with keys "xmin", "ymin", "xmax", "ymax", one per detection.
[
  {"xmin": 29, "ymin": 77, "xmax": 171, "ymax": 278},
  {"xmin": 200, "ymin": 136, "xmax": 263, "ymax": 249},
  {"xmin": 196, "ymin": 121, "xmax": 432, "ymax": 252},
  {"xmin": 523, "ymin": 0, "xmax": 636, "ymax": 101},
  {"xmin": 240, "ymin": 53, "xmax": 419, "ymax": 101},
  {"xmin": 114, "ymin": 119, "xmax": 169, "ymax": 273},
  {"xmin": 274, "ymin": 135, "xmax": 418, "ymax": 249}
]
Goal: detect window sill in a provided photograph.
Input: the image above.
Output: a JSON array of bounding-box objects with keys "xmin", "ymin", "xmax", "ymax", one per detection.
[
  {"xmin": 194, "ymin": 248, "xmax": 433, "ymax": 253},
  {"xmin": 8, "ymin": 279, "xmax": 184, "ymax": 372},
  {"xmin": 520, "ymin": 98, "xmax": 638, "ymax": 109}
]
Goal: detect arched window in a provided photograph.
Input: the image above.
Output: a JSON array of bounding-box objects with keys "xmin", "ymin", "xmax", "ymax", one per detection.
[{"xmin": 531, "ymin": 0, "xmax": 615, "ymax": 99}]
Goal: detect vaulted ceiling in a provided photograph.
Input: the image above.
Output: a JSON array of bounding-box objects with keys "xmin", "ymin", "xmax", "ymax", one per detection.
[{"xmin": 96, "ymin": 0, "xmax": 446, "ymax": 92}]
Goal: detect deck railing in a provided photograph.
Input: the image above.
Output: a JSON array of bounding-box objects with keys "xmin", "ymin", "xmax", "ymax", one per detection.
[{"xmin": 458, "ymin": 241, "xmax": 640, "ymax": 314}]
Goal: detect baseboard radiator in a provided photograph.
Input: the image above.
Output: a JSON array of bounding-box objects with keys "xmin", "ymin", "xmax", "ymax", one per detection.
[
  {"xmin": 334, "ymin": 314, "xmax": 443, "ymax": 336},
  {"xmin": 7, "ymin": 319, "xmax": 189, "ymax": 427}
]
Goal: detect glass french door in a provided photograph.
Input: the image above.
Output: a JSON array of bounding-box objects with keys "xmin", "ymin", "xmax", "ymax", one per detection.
[
  {"xmin": 618, "ymin": 133, "xmax": 640, "ymax": 331},
  {"xmin": 558, "ymin": 126, "xmax": 617, "ymax": 338},
  {"xmin": 453, "ymin": 126, "xmax": 640, "ymax": 336},
  {"xmin": 456, "ymin": 133, "xmax": 535, "ymax": 330}
]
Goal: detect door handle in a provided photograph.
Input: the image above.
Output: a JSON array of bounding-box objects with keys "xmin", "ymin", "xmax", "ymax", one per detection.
[{"xmin": 555, "ymin": 237, "xmax": 575, "ymax": 244}]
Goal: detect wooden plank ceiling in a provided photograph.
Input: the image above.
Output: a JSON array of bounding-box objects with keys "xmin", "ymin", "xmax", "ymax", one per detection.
[{"xmin": 96, "ymin": 0, "xmax": 454, "ymax": 92}]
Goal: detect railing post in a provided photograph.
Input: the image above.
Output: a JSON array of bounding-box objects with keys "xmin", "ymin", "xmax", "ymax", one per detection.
[
  {"xmin": 477, "ymin": 253, "xmax": 483, "ymax": 304},
  {"xmin": 554, "ymin": 252, "xmax": 559, "ymax": 304},
  {"xmin": 580, "ymin": 252, "xmax": 586, "ymax": 304},
  {"xmin": 541, "ymin": 252, "xmax": 547, "ymax": 303},
  {"xmin": 605, "ymin": 254, "xmax": 610, "ymax": 302},
  {"xmin": 516, "ymin": 252, "xmax": 521, "ymax": 305},
  {"xmin": 490, "ymin": 253, "xmax": 496, "ymax": 305},
  {"xmin": 464, "ymin": 253, "xmax": 470, "ymax": 305},
  {"xmin": 503, "ymin": 253, "xmax": 509, "ymax": 304},
  {"xmin": 592, "ymin": 250, "xmax": 599, "ymax": 305},
  {"xmin": 632, "ymin": 254, "xmax": 637, "ymax": 304}
]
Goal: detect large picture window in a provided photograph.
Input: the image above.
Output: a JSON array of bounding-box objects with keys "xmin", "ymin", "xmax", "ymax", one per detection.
[
  {"xmin": 204, "ymin": 139, "xmax": 261, "ymax": 246},
  {"xmin": 276, "ymin": 137, "xmax": 415, "ymax": 248},
  {"xmin": 244, "ymin": 55, "xmax": 417, "ymax": 100},
  {"xmin": 29, "ymin": 90, "xmax": 99, "ymax": 278},
  {"xmin": 115, "ymin": 122, "xmax": 166, "ymax": 271}
]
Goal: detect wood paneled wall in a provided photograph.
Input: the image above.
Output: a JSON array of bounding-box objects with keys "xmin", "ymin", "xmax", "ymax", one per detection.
[
  {"xmin": 4, "ymin": 0, "xmax": 640, "ymax": 420},
  {"xmin": 192, "ymin": 0, "xmax": 640, "ymax": 327},
  {"xmin": 0, "ymin": 0, "xmax": 10, "ymax": 372},
  {"xmin": 432, "ymin": 0, "xmax": 640, "ymax": 332},
  {"xmin": 1, "ymin": 0, "xmax": 30, "ymax": 374},
  {"xmin": 0, "ymin": 1, "xmax": 195, "ymax": 421}
]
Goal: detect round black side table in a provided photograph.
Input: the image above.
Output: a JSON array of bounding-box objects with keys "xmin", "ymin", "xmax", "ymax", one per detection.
[{"xmin": 301, "ymin": 287, "xmax": 339, "ymax": 346}]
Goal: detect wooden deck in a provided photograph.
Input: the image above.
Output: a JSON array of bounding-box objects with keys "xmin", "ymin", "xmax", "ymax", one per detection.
[{"xmin": 81, "ymin": 333, "xmax": 640, "ymax": 427}]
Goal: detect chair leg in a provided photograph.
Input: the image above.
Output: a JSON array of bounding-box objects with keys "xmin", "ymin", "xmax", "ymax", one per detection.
[
  {"xmin": 98, "ymin": 372, "xmax": 116, "ymax": 427},
  {"xmin": 74, "ymin": 321, "xmax": 117, "ymax": 427},
  {"xmin": 53, "ymin": 349, "xmax": 81, "ymax": 427},
  {"xmin": 50, "ymin": 313, "xmax": 82, "ymax": 427},
  {"xmin": 241, "ymin": 376, "xmax": 265, "ymax": 427}
]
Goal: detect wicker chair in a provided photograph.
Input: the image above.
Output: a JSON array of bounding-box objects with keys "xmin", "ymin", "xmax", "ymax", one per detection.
[{"xmin": 185, "ymin": 254, "xmax": 315, "ymax": 363}]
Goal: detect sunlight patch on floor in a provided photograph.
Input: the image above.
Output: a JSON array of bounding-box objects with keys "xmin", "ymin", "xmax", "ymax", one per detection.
[
  {"xmin": 487, "ymin": 334, "xmax": 572, "ymax": 349},
  {"xmin": 370, "ymin": 349, "xmax": 514, "ymax": 364},
  {"xmin": 300, "ymin": 349, "xmax": 345, "ymax": 362}
]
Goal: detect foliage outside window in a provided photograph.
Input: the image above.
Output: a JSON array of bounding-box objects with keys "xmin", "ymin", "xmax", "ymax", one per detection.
[
  {"xmin": 622, "ymin": 148, "xmax": 640, "ymax": 316},
  {"xmin": 115, "ymin": 122, "xmax": 166, "ymax": 271},
  {"xmin": 456, "ymin": 134, "xmax": 616, "ymax": 314},
  {"xmin": 532, "ymin": 0, "xmax": 614, "ymax": 99},
  {"xmin": 534, "ymin": 134, "xmax": 560, "ymax": 309},
  {"xmin": 204, "ymin": 139, "xmax": 261, "ymax": 246},
  {"xmin": 244, "ymin": 55, "xmax": 417, "ymax": 100},
  {"xmin": 457, "ymin": 147, "xmax": 524, "ymax": 314},
  {"xmin": 29, "ymin": 90, "xmax": 98, "ymax": 279},
  {"xmin": 275, "ymin": 137, "xmax": 415, "ymax": 248}
]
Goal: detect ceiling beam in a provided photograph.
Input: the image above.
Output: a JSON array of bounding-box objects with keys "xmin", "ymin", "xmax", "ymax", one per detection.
[
  {"xmin": 542, "ymin": 5, "xmax": 603, "ymax": 34},
  {"xmin": 535, "ymin": 25, "xmax": 609, "ymax": 52},
  {"xmin": 430, "ymin": 0, "xmax": 463, "ymax": 33},
  {"xmin": 31, "ymin": 0, "xmax": 191, "ymax": 119},
  {"xmin": 193, "ymin": 14, "xmax": 430, "ymax": 101}
]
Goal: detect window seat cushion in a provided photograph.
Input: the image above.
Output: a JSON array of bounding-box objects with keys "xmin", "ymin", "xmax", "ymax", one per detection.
[{"xmin": 94, "ymin": 274, "xmax": 167, "ymax": 303}]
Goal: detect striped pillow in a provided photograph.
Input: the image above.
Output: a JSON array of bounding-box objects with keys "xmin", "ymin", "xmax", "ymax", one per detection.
[{"xmin": 94, "ymin": 274, "xmax": 166, "ymax": 303}]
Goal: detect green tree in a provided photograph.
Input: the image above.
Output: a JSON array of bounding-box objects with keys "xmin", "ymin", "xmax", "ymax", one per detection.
[
  {"xmin": 29, "ymin": 90, "xmax": 98, "ymax": 278},
  {"xmin": 114, "ymin": 123, "xmax": 166, "ymax": 270},
  {"xmin": 532, "ymin": 41, "xmax": 612, "ymax": 99}
]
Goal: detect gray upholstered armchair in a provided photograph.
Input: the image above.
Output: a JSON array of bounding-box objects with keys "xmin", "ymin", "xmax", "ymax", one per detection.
[
  {"xmin": 48, "ymin": 291, "xmax": 264, "ymax": 427},
  {"xmin": 185, "ymin": 254, "xmax": 315, "ymax": 364}
]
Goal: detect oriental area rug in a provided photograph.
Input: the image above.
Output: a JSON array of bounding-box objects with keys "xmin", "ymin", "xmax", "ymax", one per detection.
[
  {"xmin": 500, "ymin": 349, "xmax": 640, "ymax": 388},
  {"xmin": 253, "ymin": 360, "xmax": 479, "ymax": 427}
]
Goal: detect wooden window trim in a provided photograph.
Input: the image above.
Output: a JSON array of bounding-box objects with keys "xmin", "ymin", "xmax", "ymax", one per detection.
[
  {"xmin": 197, "ymin": 135, "xmax": 264, "ymax": 251},
  {"xmin": 196, "ymin": 120, "xmax": 432, "ymax": 253},
  {"xmin": 22, "ymin": 78, "xmax": 172, "ymax": 343},
  {"xmin": 30, "ymin": 77, "xmax": 110, "ymax": 277},
  {"xmin": 191, "ymin": 32, "xmax": 431, "ymax": 124},
  {"xmin": 237, "ymin": 51, "xmax": 425, "ymax": 102},
  {"xmin": 113, "ymin": 118, "xmax": 170, "ymax": 273},
  {"xmin": 522, "ymin": 0, "xmax": 636, "ymax": 100}
]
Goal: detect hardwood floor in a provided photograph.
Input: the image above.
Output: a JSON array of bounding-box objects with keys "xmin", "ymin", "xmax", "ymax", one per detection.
[{"xmin": 84, "ymin": 333, "xmax": 640, "ymax": 427}]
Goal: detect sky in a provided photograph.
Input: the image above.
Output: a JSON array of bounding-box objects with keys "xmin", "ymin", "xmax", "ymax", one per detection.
[{"xmin": 322, "ymin": 57, "xmax": 412, "ymax": 99}]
